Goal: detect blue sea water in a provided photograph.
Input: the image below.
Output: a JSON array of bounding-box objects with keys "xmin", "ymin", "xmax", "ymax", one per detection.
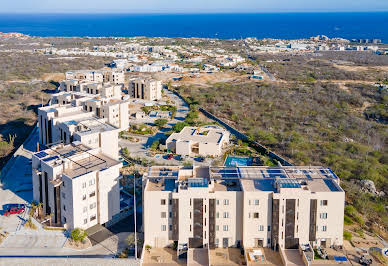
[{"xmin": 0, "ymin": 13, "xmax": 387, "ymax": 42}]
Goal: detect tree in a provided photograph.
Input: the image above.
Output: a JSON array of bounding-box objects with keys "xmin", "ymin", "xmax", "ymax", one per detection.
[
  {"xmin": 172, "ymin": 122, "xmax": 188, "ymax": 133},
  {"xmin": 154, "ymin": 119, "xmax": 168, "ymax": 128},
  {"xmin": 71, "ymin": 228, "xmax": 87, "ymax": 242}
]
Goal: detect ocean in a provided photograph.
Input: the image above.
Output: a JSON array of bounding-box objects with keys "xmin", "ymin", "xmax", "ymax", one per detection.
[{"xmin": 0, "ymin": 12, "xmax": 387, "ymax": 42}]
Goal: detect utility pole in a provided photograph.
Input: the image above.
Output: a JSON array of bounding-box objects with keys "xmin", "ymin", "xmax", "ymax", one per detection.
[{"xmin": 134, "ymin": 172, "xmax": 137, "ymax": 260}]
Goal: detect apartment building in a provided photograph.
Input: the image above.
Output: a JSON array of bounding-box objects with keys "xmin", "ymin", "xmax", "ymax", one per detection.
[
  {"xmin": 143, "ymin": 165, "xmax": 344, "ymax": 257},
  {"xmin": 64, "ymin": 69, "xmax": 124, "ymax": 85},
  {"xmin": 166, "ymin": 126, "xmax": 230, "ymax": 157},
  {"xmin": 59, "ymin": 81, "xmax": 122, "ymax": 99},
  {"xmin": 129, "ymin": 78, "xmax": 162, "ymax": 101},
  {"xmin": 32, "ymin": 142, "xmax": 122, "ymax": 230},
  {"xmin": 38, "ymin": 105, "xmax": 120, "ymax": 159}
]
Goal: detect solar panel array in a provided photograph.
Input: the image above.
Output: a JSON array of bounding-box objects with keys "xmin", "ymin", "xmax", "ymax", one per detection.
[
  {"xmin": 188, "ymin": 178, "xmax": 209, "ymax": 188},
  {"xmin": 35, "ymin": 151, "xmax": 48, "ymax": 158},
  {"xmin": 42, "ymin": 155, "xmax": 59, "ymax": 162},
  {"xmin": 276, "ymin": 179, "xmax": 301, "ymax": 188}
]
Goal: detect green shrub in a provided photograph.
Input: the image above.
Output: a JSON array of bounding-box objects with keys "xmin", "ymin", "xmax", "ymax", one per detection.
[
  {"xmin": 154, "ymin": 119, "xmax": 168, "ymax": 128},
  {"xmin": 343, "ymin": 231, "xmax": 352, "ymax": 241},
  {"xmin": 344, "ymin": 215, "xmax": 354, "ymax": 225},
  {"xmin": 71, "ymin": 228, "xmax": 87, "ymax": 242}
]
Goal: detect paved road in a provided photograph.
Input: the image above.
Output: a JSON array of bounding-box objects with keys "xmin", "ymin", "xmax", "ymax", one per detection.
[{"xmin": 119, "ymin": 89, "xmax": 193, "ymax": 165}]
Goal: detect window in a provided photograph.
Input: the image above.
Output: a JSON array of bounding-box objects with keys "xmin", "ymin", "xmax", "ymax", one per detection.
[
  {"xmin": 90, "ymin": 215, "xmax": 96, "ymax": 221},
  {"xmin": 215, "ymin": 238, "xmax": 219, "ymax": 247},
  {"xmin": 223, "ymin": 225, "xmax": 229, "ymax": 231},
  {"xmin": 253, "ymin": 199, "xmax": 259, "ymax": 205},
  {"xmin": 89, "ymin": 179, "xmax": 95, "ymax": 186},
  {"xmin": 223, "ymin": 212, "xmax": 229, "ymax": 218},
  {"xmin": 82, "ymin": 182, "xmax": 86, "ymax": 189},
  {"xmin": 62, "ymin": 181, "xmax": 65, "ymax": 187},
  {"xmin": 267, "ymin": 238, "xmax": 271, "ymax": 245},
  {"xmin": 216, "ymin": 200, "xmax": 220, "ymax": 205},
  {"xmin": 253, "ymin": 212, "xmax": 259, "ymax": 219},
  {"xmin": 169, "ymin": 225, "xmax": 172, "ymax": 231},
  {"xmin": 90, "ymin": 202, "xmax": 96, "ymax": 209},
  {"xmin": 224, "ymin": 199, "xmax": 229, "ymax": 205},
  {"xmin": 64, "ymin": 217, "xmax": 67, "ymax": 223},
  {"xmin": 169, "ymin": 199, "xmax": 172, "ymax": 205},
  {"xmin": 161, "ymin": 225, "xmax": 166, "ymax": 231},
  {"xmin": 320, "ymin": 200, "xmax": 328, "ymax": 206},
  {"xmin": 322, "ymin": 226, "xmax": 327, "ymax": 232},
  {"xmin": 89, "ymin": 191, "xmax": 96, "ymax": 198},
  {"xmin": 320, "ymin": 213, "xmax": 328, "ymax": 219},
  {"xmin": 83, "ymin": 207, "xmax": 87, "ymax": 213},
  {"xmin": 82, "ymin": 194, "xmax": 86, "ymax": 200},
  {"xmin": 84, "ymin": 218, "xmax": 87, "ymax": 224},
  {"xmin": 63, "ymin": 205, "xmax": 66, "ymax": 211},
  {"xmin": 169, "ymin": 212, "xmax": 172, "ymax": 218},
  {"xmin": 161, "ymin": 212, "xmax": 166, "ymax": 218},
  {"xmin": 216, "ymin": 212, "xmax": 219, "ymax": 218},
  {"xmin": 216, "ymin": 225, "xmax": 219, "ymax": 231},
  {"xmin": 161, "ymin": 199, "xmax": 166, "ymax": 205},
  {"xmin": 258, "ymin": 225, "xmax": 264, "ymax": 231},
  {"xmin": 268, "ymin": 226, "xmax": 271, "ymax": 232},
  {"xmin": 62, "ymin": 192, "xmax": 66, "ymax": 199}
]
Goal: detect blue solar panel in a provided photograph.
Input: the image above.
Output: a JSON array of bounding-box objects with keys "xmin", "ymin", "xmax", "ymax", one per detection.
[
  {"xmin": 42, "ymin": 155, "xmax": 59, "ymax": 162},
  {"xmin": 35, "ymin": 151, "xmax": 48, "ymax": 158},
  {"xmin": 324, "ymin": 179, "xmax": 341, "ymax": 192},
  {"xmin": 164, "ymin": 179, "xmax": 176, "ymax": 191},
  {"xmin": 188, "ymin": 178, "xmax": 208, "ymax": 188},
  {"xmin": 277, "ymin": 179, "xmax": 301, "ymax": 188}
]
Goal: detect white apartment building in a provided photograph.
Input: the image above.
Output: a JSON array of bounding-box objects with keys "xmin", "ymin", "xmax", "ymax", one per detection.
[
  {"xmin": 38, "ymin": 105, "xmax": 120, "ymax": 159},
  {"xmin": 129, "ymin": 78, "xmax": 162, "ymax": 101},
  {"xmin": 64, "ymin": 69, "xmax": 124, "ymax": 85},
  {"xmin": 166, "ymin": 126, "xmax": 230, "ymax": 157},
  {"xmin": 32, "ymin": 142, "xmax": 121, "ymax": 230},
  {"xmin": 59, "ymin": 81, "xmax": 122, "ymax": 99},
  {"xmin": 143, "ymin": 165, "xmax": 344, "ymax": 258}
]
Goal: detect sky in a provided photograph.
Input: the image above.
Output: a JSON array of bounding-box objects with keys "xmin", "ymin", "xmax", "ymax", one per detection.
[{"xmin": 1, "ymin": 0, "xmax": 388, "ymax": 13}]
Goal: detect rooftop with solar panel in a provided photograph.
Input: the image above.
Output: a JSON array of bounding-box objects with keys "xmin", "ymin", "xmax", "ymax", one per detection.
[
  {"xmin": 144, "ymin": 165, "xmax": 343, "ymax": 193},
  {"xmin": 33, "ymin": 142, "xmax": 121, "ymax": 179}
]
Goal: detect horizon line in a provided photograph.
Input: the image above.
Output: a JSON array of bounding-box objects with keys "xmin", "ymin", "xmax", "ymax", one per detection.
[{"xmin": 1, "ymin": 10, "xmax": 388, "ymax": 15}]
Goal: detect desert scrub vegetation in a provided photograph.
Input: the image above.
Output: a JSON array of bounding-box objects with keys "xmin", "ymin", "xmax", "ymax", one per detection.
[
  {"xmin": 0, "ymin": 52, "xmax": 113, "ymax": 81},
  {"xmin": 176, "ymin": 81, "xmax": 388, "ymax": 230}
]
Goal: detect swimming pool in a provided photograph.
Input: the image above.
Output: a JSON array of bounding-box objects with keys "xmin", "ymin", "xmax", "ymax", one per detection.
[{"xmin": 224, "ymin": 156, "xmax": 252, "ymax": 167}]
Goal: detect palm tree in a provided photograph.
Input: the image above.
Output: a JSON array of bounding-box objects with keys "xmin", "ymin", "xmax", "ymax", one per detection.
[{"xmin": 37, "ymin": 202, "xmax": 43, "ymax": 219}]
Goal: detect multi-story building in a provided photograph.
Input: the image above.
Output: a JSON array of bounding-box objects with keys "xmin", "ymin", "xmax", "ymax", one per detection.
[
  {"xmin": 143, "ymin": 165, "xmax": 344, "ymax": 257},
  {"xmin": 32, "ymin": 142, "xmax": 122, "ymax": 230},
  {"xmin": 59, "ymin": 81, "xmax": 122, "ymax": 99},
  {"xmin": 38, "ymin": 105, "xmax": 120, "ymax": 159},
  {"xmin": 64, "ymin": 69, "xmax": 124, "ymax": 85},
  {"xmin": 166, "ymin": 126, "xmax": 230, "ymax": 157},
  {"xmin": 129, "ymin": 78, "xmax": 162, "ymax": 101}
]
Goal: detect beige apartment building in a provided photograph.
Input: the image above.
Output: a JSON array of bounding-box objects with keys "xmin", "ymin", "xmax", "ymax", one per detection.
[
  {"xmin": 38, "ymin": 104, "xmax": 120, "ymax": 159},
  {"xmin": 129, "ymin": 78, "xmax": 162, "ymax": 101},
  {"xmin": 143, "ymin": 165, "xmax": 344, "ymax": 259},
  {"xmin": 64, "ymin": 69, "xmax": 124, "ymax": 85},
  {"xmin": 32, "ymin": 142, "xmax": 122, "ymax": 230},
  {"xmin": 166, "ymin": 126, "xmax": 230, "ymax": 157},
  {"xmin": 59, "ymin": 81, "xmax": 122, "ymax": 99}
]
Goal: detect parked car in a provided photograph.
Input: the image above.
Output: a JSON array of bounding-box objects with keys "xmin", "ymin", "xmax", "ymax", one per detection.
[
  {"xmin": 167, "ymin": 154, "xmax": 173, "ymax": 160},
  {"xmin": 3, "ymin": 205, "xmax": 25, "ymax": 216}
]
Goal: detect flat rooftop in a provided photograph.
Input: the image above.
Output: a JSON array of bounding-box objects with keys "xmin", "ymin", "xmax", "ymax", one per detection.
[
  {"xmin": 167, "ymin": 126, "xmax": 228, "ymax": 145},
  {"xmin": 35, "ymin": 143, "xmax": 120, "ymax": 179},
  {"xmin": 145, "ymin": 166, "xmax": 343, "ymax": 193},
  {"xmin": 64, "ymin": 117, "xmax": 118, "ymax": 135}
]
